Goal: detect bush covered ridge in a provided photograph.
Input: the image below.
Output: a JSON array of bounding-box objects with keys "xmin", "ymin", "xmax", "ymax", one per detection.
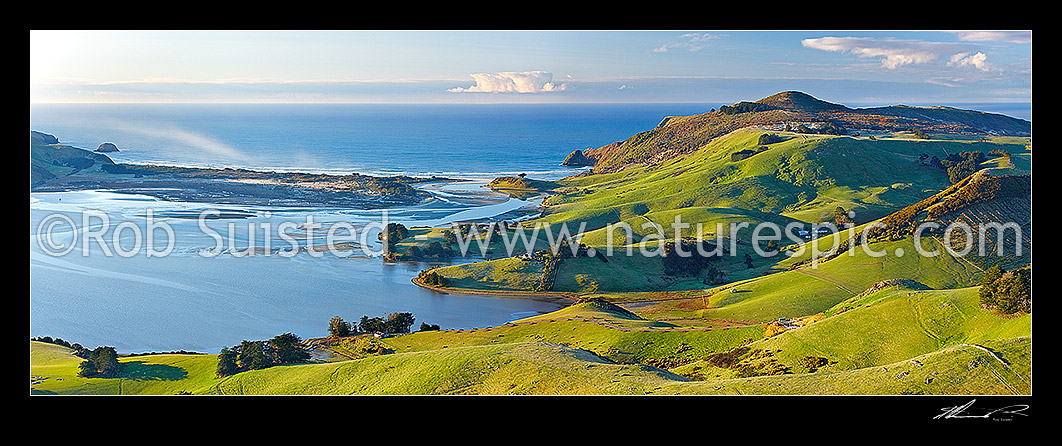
[{"xmin": 868, "ymin": 170, "xmax": 1031, "ymax": 241}]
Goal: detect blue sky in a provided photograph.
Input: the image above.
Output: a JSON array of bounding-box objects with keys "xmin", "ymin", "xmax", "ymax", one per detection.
[{"xmin": 29, "ymin": 30, "xmax": 1032, "ymax": 106}]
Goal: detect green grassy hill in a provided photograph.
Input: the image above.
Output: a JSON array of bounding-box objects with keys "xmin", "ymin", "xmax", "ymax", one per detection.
[
  {"xmin": 545, "ymin": 128, "xmax": 1025, "ymax": 232},
  {"xmin": 30, "ymin": 342, "xmax": 218, "ymax": 395},
  {"xmin": 426, "ymin": 126, "xmax": 1028, "ymax": 297},
  {"xmin": 577, "ymin": 91, "xmax": 1031, "ymax": 173},
  {"xmin": 29, "ymin": 301, "xmax": 758, "ymax": 395},
  {"xmin": 667, "ymin": 338, "xmax": 1029, "ymax": 395},
  {"xmin": 670, "ymin": 284, "xmax": 1030, "ymax": 394}
]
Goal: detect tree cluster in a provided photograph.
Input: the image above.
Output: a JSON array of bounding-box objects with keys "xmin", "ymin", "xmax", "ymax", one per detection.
[
  {"xmin": 215, "ymin": 332, "xmax": 311, "ymax": 378},
  {"xmin": 909, "ymin": 128, "xmax": 931, "ymax": 139},
  {"xmin": 31, "ymin": 336, "xmax": 90, "ymax": 358},
  {"xmin": 867, "ymin": 171, "xmax": 1028, "ymax": 242},
  {"xmin": 661, "ymin": 239, "xmax": 723, "ymax": 282},
  {"xmin": 717, "ymin": 101, "xmax": 773, "ymax": 115},
  {"xmin": 77, "ymin": 346, "xmax": 121, "ymax": 378},
  {"xmin": 329, "ymin": 315, "xmax": 353, "ymax": 337},
  {"xmin": 931, "ymin": 151, "xmax": 987, "ymax": 184},
  {"xmin": 441, "ymin": 228, "xmax": 458, "ymax": 244},
  {"xmin": 757, "ymin": 133, "xmax": 784, "ymax": 145},
  {"xmin": 417, "ymin": 269, "xmax": 450, "ymax": 287},
  {"xmin": 417, "ymin": 241, "xmax": 456, "ymax": 259},
  {"xmin": 730, "ymin": 146, "xmax": 769, "ymax": 162},
  {"xmin": 833, "ymin": 206, "xmax": 855, "ymax": 227},
  {"xmin": 978, "ymin": 265, "xmax": 1031, "ymax": 314},
  {"xmin": 800, "ymin": 356, "xmax": 829, "ymax": 372},
  {"xmin": 380, "ymin": 222, "xmax": 409, "ymax": 255},
  {"xmin": 359, "ymin": 312, "xmax": 416, "ymax": 334},
  {"xmin": 534, "ymin": 252, "xmax": 562, "ymax": 292},
  {"xmin": 759, "ymin": 239, "xmax": 780, "ymax": 256},
  {"xmin": 329, "ymin": 312, "xmax": 431, "ymax": 339},
  {"xmin": 792, "ymin": 120, "xmax": 847, "ymax": 136},
  {"xmin": 704, "ymin": 346, "xmax": 750, "ymax": 368},
  {"xmin": 816, "ymin": 120, "xmax": 848, "ymax": 135}
]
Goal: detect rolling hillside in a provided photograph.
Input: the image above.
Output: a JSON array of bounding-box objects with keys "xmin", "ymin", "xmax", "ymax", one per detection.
[
  {"xmin": 30, "ymin": 285, "xmax": 1030, "ymax": 395},
  {"xmin": 576, "ymin": 91, "xmax": 1032, "ymax": 173},
  {"xmin": 671, "ymin": 284, "xmax": 1030, "ymax": 395},
  {"xmin": 426, "ymin": 124, "xmax": 1029, "ymax": 297}
]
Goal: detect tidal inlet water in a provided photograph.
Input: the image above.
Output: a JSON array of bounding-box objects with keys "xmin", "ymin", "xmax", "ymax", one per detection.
[{"xmin": 29, "ymin": 182, "xmax": 564, "ymax": 353}]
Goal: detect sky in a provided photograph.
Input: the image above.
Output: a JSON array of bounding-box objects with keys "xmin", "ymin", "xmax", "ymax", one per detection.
[{"xmin": 29, "ymin": 30, "xmax": 1033, "ymax": 107}]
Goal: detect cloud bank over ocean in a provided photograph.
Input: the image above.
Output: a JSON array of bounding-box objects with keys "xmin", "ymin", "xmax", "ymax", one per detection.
[{"xmin": 447, "ymin": 71, "xmax": 567, "ymax": 94}]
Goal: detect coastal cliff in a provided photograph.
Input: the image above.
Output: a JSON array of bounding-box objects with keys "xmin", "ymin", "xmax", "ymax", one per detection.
[{"xmin": 561, "ymin": 149, "xmax": 594, "ymax": 167}]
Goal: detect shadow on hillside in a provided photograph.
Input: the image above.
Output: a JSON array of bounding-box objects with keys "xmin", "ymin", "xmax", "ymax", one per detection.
[
  {"xmin": 978, "ymin": 344, "xmax": 1012, "ymax": 367},
  {"xmin": 120, "ymin": 361, "xmax": 189, "ymax": 381}
]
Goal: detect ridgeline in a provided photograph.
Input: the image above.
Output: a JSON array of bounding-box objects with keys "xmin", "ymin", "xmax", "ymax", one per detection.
[{"xmin": 569, "ymin": 91, "xmax": 1031, "ymax": 173}]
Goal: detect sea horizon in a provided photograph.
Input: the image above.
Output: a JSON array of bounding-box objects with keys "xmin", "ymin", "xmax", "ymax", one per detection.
[
  {"xmin": 30, "ymin": 101, "xmax": 1031, "ymax": 180},
  {"xmin": 30, "ymin": 102, "xmax": 724, "ymax": 180}
]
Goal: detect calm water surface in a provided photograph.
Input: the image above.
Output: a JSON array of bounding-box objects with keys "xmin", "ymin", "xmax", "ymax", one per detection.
[{"xmin": 29, "ymin": 183, "xmax": 563, "ymax": 353}]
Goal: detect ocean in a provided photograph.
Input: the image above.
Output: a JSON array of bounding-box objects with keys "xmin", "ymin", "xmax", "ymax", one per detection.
[
  {"xmin": 30, "ymin": 101, "xmax": 1030, "ymax": 177},
  {"xmin": 29, "ymin": 103, "xmax": 722, "ymax": 179}
]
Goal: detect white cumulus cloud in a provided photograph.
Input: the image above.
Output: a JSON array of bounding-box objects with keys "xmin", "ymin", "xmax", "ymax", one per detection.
[
  {"xmin": 949, "ymin": 52, "xmax": 991, "ymax": 71},
  {"xmin": 802, "ymin": 36, "xmax": 994, "ymax": 72},
  {"xmin": 802, "ymin": 37, "xmax": 948, "ymax": 69},
  {"xmin": 447, "ymin": 71, "xmax": 567, "ymax": 93},
  {"xmin": 954, "ymin": 31, "xmax": 1031, "ymax": 44}
]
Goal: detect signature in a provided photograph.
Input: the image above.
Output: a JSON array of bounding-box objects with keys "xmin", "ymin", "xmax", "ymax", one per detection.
[{"xmin": 934, "ymin": 399, "xmax": 1029, "ymax": 420}]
